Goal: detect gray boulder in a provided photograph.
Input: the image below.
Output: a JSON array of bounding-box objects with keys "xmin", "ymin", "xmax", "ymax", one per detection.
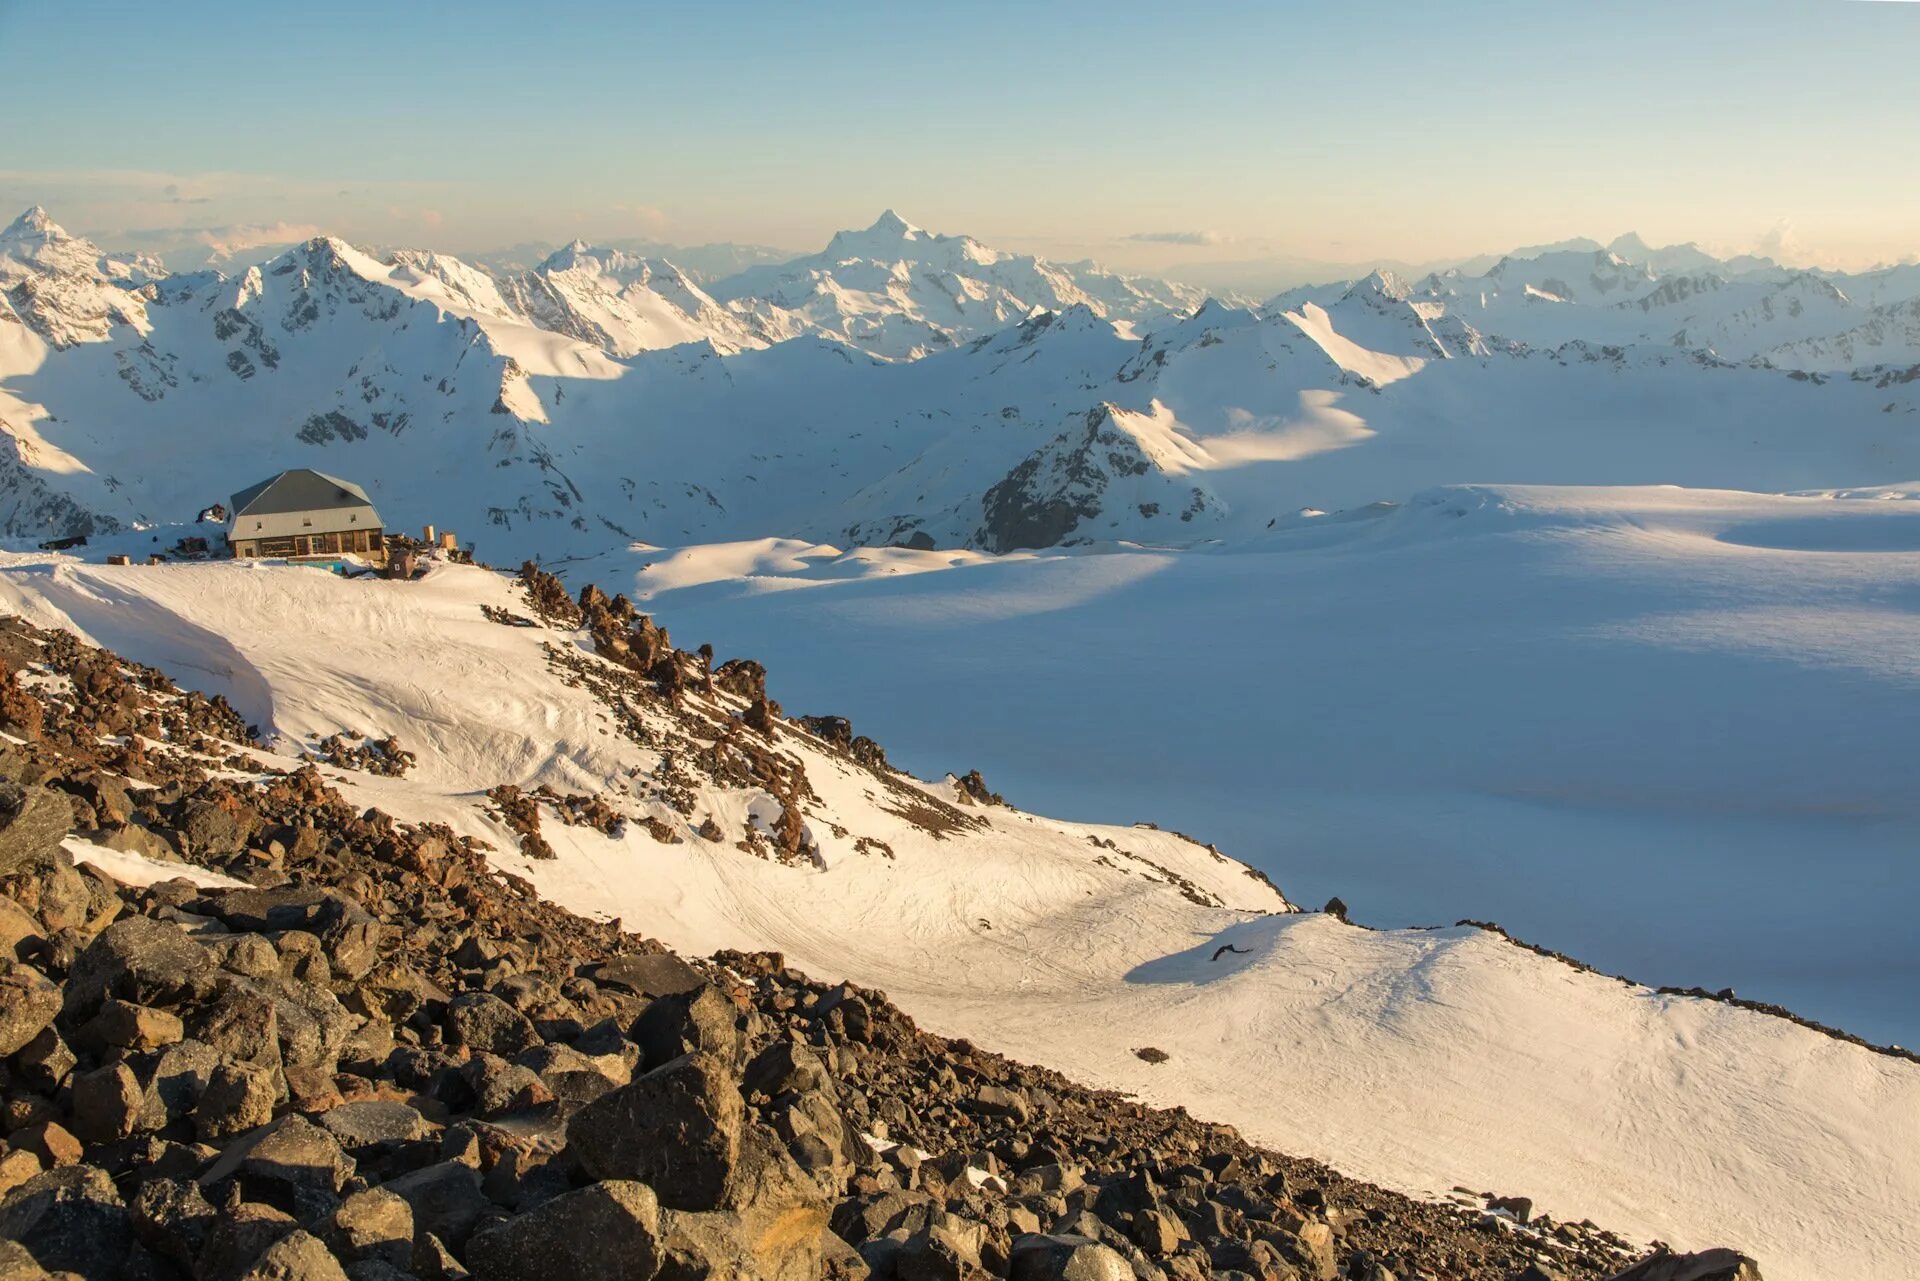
[
  {"xmin": 467, "ymin": 1180, "xmax": 662, "ymax": 1281},
  {"xmin": 0, "ymin": 958, "xmax": 60, "ymax": 1056},
  {"xmin": 1007, "ymin": 1234, "xmax": 1132, "ymax": 1281},
  {"xmin": 567, "ymin": 1051, "xmax": 744, "ymax": 1209},
  {"xmin": 0, "ymin": 1164, "xmax": 134, "ymax": 1279},
  {"xmin": 63, "ymin": 915, "xmax": 217, "ymax": 1020},
  {"xmin": 593, "ymin": 951, "xmax": 704, "ymax": 998},
  {"xmin": 1604, "ymin": 1249, "xmax": 1765, "ymax": 1281},
  {"xmin": 632, "ymin": 984, "xmax": 744, "ymax": 1071},
  {"xmin": 0, "ymin": 784, "xmax": 73, "ymax": 876},
  {"xmin": 381, "ymin": 1161, "xmax": 493, "ymax": 1253},
  {"xmin": 318, "ymin": 1100, "xmax": 436, "ymax": 1155},
  {"xmin": 447, "ymin": 991, "xmax": 542, "ymax": 1058}
]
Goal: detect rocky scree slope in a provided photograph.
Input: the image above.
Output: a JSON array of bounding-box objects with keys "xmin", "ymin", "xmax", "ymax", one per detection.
[{"xmin": 0, "ymin": 599, "xmax": 1760, "ymax": 1281}]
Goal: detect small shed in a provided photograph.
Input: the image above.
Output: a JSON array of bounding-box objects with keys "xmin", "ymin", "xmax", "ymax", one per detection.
[{"xmin": 228, "ymin": 469, "xmax": 384, "ymax": 560}]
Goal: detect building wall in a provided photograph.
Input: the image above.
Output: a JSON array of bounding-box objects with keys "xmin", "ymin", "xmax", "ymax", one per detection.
[{"xmin": 230, "ymin": 526, "xmax": 384, "ymax": 560}]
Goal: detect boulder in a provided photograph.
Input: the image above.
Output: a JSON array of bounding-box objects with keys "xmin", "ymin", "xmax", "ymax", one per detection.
[
  {"xmin": 898, "ymin": 1214, "xmax": 989, "ymax": 1281},
  {"xmin": 1007, "ymin": 1234, "xmax": 1132, "ymax": 1281},
  {"xmin": 770, "ymin": 1082, "xmax": 861, "ymax": 1190},
  {"xmin": 567, "ymin": 1051, "xmax": 744, "ymax": 1209},
  {"xmin": 466, "ymin": 1180, "xmax": 662, "ymax": 1281},
  {"xmin": 447, "ymin": 991, "xmax": 542, "ymax": 1058},
  {"xmin": 832, "ymin": 1190, "xmax": 937, "ymax": 1246},
  {"xmin": 136, "ymin": 1036, "xmax": 223, "ymax": 1131},
  {"xmin": 1604, "ymin": 1249, "xmax": 1765, "ymax": 1281},
  {"xmin": 0, "ymin": 1240, "xmax": 51, "ymax": 1281},
  {"xmin": 0, "ymin": 894, "xmax": 45, "ymax": 960},
  {"xmin": 0, "ymin": 1164, "xmax": 134, "ymax": 1280},
  {"xmin": 0, "ymin": 1150, "xmax": 43, "ymax": 1201},
  {"xmin": 209, "ymin": 933, "xmax": 287, "ymax": 979},
  {"xmin": 11, "ymin": 1025, "xmax": 74, "ymax": 1095},
  {"xmin": 205, "ymin": 885, "xmax": 369, "ymax": 935},
  {"xmin": 0, "ymin": 959, "xmax": 60, "ymax": 1056},
  {"xmin": 11, "ymin": 1122, "xmax": 82, "ymax": 1169},
  {"xmin": 63, "ymin": 915, "xmax": 216, "ymax": 1020},
  {"xmin": 196, "ymin": 1202, "xmax": 297, "ymax": 1281},
  {"xmin": 81, "ymin": 998, "xmax": 185, "ymax": 1052},
  {"xmin": 321, "ymin": 1189, "xmax": 415, "ymax": 1269},
  {"xmin": 381, "ymin": 1160, "xmax": 493, "ymax": 1253},
  {"xmin": 201, "ymin": 1114, "xmax": 355, "ymax": 1214},
  {"xmin": 0, "ymin": 785, "xmax": 73, "ymax": 876},
  {"xmin": 632, "ymin": 984, "xmax": 744, "ymax": 1071},
  {"xmin": 655, "ymin": 1202, "xmax": 833, "ymax": 1281},
  {"xmin": 177, "ymin": 799, "xmax": 255, "ymax": 859},
  {"xmin": 70, "ymin": 1061, "xmax": 144, "ymax": 1142},
  {"xmin": 744, "ymin": 1040, "xmax": 832, "ymax": 1100},
  {"xmin": 193, "ymin": 986, "xmax": 284, "ymax": 1073},
  {"xmin": 518, "ymin": 1043, "xmax": 626, "ymax": 1111},
  {"xmin": 130, "ymin": 1176, "xmax": 219, "ymax": 1270},
  {"xmin": 593, "ymin": 952, "xmax": 705, "ymax": 998},
  {"xmin": 197, "ymin": 1061, "xmax": 280, "ymax": 1141},
  {"xmin": 973, "ymin": 1084, "xmax": 1030, "ymax": 1124},
  {"xmin": 254, "ymin": 974, "xmax": 356, "ymax": 1072},
  {"xmin": 237, "ymin": 1229, "xmax": 350, "ymax": 1281},
  {"xmin": 461, "ymin": 1054, "xmax": 555, "ymax": 1118},
  {"xmin": 1268, "ymin": 1214, "xmax": 1336, "ymax": 1281},
  {"xmin": 317, "ymin": 1100, "xmax": 436, "ymax": 1155}
]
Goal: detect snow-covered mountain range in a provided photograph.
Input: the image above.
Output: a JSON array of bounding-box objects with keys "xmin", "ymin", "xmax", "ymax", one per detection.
[{"xmin": 3, "ymin": 205, "xmax": 1919, "ymax": 558}]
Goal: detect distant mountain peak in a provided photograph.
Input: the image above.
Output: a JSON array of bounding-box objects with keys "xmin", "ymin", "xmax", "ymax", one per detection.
[
  {"xmin": 2, "ymin": 205, "xmax": 66, "ymax": 241},
  {"xmin": 823, "ymin": 209, "xmax": 935, "ymax": 260},
  {"xmin": 867, "ymin": 208, "xmax": 922, "ymax": 238},
  {"xmin": 1349, "ymin": 268, "xmax": 1414, "ymax": 301}
]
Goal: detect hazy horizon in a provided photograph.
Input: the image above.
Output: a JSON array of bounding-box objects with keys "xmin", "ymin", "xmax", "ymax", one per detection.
[{"xmin": 6, "ymin": 0, "xmax": 1918, "ymax": 286}]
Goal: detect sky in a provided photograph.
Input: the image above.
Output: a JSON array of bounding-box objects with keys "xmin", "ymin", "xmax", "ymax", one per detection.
[{"xmin": 3, "ymin": 0, "xmax": 1918, "ymax": 283}]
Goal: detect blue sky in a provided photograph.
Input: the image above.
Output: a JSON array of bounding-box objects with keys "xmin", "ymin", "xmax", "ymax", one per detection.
[{"xmin": 3, "ymin": 0, "xmax": 1916, "ymax": 274}]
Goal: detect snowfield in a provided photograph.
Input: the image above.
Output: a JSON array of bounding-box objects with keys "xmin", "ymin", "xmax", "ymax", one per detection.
[
  {"xmin": 618, "ymin": 484, "xmax": 1920, "ymax": 1049},
  {"xmin": 0, "ymin": 539, "xmax": 1915, "ymax": 1281}
]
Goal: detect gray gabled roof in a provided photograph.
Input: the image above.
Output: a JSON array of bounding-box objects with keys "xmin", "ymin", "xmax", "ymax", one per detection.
[{"xmin": 231, "ymin": 469, "xmax": 376, "ymax": 520}]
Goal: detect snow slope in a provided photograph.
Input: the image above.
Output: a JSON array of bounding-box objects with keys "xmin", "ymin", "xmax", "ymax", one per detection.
[
  {"xmin": 610, "ymin": 484, "xmax": 1920, "ymax": 1052},
  {"xmin": 0, "ymin": 548, "xmax": 1913, "ymax": 1281}
]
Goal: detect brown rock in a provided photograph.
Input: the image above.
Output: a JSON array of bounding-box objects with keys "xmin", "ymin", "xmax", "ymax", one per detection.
[
  {"xmin": 236, "ymin": 1229, "xmax": 349, "ymax": 1281},
  {"xmin": 70, "ymin": 1061, "xmax": 144, "ymax": 1142},
  {"xmin": 197, "ymin": 1061, "xmax": 280, "ymax": 1142}
]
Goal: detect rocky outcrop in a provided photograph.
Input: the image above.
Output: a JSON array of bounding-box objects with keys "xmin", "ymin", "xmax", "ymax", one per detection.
[{"xmin": 975, "ymin": 406, "xmax": 1220, "ymax": 553}]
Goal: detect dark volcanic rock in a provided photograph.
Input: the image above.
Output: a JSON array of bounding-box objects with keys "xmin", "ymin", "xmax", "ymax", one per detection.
[
  {"xmin": 63, "ymin": 915, "xmax": 217, "ymax": 1019},
  {"xmin": 0, "ymin": 957, "xmax": 61, "ymax": 1055},
  {"xmin": 0, "ymin": 1164, "xmax": 134, "ymax": 1279},
  {"xmin": 467, "ymin": 1180, "xmax": 663, "ymax": 1281},
  {"xmin": 1603, "ymin": 1249, "xmax": 1764, "ymax": 1281},
  {"xmin": 567, "ymin": 1051, "xmax": 744, "ymax": 1208}
]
